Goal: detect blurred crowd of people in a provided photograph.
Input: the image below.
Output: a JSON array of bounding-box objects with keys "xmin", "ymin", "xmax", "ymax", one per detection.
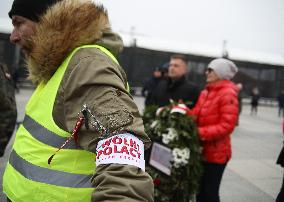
[
  {"xmin": 142, "ymin": 54, "xmax": 199, "ymax": 108},
  {"xmin": 141, "ymin": 54, "xmax": 284, "ymax": 201},
  {"xmin": 142, "ymin": 56, "xmax": 240, "ymax": 201}
]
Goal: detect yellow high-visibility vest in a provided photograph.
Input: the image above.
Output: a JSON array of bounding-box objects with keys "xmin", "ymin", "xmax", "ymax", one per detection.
[{"xmin": 3, "ymin": 45, "xmax": 125, "ymax": 202}]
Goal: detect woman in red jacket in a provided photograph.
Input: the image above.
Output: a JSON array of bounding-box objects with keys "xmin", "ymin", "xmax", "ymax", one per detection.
[{"xmin": 192, "ymin": 58, "xmax": 239, "ymax": 202}]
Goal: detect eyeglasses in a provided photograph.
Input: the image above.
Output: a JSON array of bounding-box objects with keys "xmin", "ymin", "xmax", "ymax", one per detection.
[{"xmin": 206, "ymin": 68, "xmax": 214, "ymax": 73}]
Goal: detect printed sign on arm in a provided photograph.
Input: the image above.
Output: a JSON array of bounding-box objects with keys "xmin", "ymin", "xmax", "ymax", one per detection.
[{"xmin": 96, "ymin": 133, "xmax": 145, "ymax": 171}]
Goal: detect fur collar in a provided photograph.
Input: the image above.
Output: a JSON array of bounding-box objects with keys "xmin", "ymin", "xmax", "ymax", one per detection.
[{"xmin": 27, "ymin": 0, "xmax": 110, "ymax": 84}]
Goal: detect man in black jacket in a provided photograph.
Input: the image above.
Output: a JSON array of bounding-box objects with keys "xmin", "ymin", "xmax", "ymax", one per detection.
[{"xmin": 151, "ymin": 54, "xmax": 200, "ymax": 108}]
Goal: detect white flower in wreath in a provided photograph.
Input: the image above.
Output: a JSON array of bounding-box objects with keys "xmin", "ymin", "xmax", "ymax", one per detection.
[
  {"xmin": 172, "ymin": 148, "xmax": 190, "ymax": 168},
  {"xmin": 150, "ymin": 120, "xmax": 158, "ymax": 129},
  {"xmin": 156, "ymin": 107, "xmax": 164, "ymax": 116},
  {"xmin": 162, "ymin": 135, "xmax": 170, "ymax": 144},
  {"xmin": 161, "ymin": 128, "xmax": 177, "ymax": 144}
]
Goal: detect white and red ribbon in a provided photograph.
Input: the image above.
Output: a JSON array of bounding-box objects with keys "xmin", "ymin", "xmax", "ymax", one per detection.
[{"xmin": 170, "ymin": 103, "xmax": 189, "ymax": 114}]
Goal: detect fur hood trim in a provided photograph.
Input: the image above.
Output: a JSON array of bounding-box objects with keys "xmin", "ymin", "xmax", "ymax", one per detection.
[{"xmin": 27, "ymin": 0, "xmax": 110, "ymax": 84}]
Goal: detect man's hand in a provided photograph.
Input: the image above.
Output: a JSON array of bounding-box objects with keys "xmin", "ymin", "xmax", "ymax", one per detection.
[{"xmin": 5, "ymin": 73, "xmax": 11, "ymax": 80}]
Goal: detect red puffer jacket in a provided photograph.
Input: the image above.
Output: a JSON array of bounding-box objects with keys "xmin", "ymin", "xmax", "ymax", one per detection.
[{"xmin": 191, "ymin": 80, "xmax": 239, "ymax": 164}]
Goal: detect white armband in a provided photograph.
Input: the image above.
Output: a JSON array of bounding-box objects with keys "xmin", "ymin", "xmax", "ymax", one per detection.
[{"xmin": 96, "ymin": 133, "xmax": 145, "ymax": 171}]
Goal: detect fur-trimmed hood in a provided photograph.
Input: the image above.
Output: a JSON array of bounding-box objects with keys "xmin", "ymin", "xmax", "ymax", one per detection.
[{"xmin": 27, "ymin": 0, "xmax": 123, "ymax": 84}]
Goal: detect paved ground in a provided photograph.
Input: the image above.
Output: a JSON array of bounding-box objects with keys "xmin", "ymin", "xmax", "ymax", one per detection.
[{"xmin": 0, "ymin": 88, "xmax": 283, "ymax": 202}]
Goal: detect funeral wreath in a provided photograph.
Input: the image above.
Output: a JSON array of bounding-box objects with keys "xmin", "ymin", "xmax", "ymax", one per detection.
[{"xmin": 143, "ymin": 104, "xmax": 203, "ymax": 202}]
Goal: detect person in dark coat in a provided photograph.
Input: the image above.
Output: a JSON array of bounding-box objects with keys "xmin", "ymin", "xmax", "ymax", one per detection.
[
  {"xmin": 142, "ymin": 65, "xmax": 167, "ymax": 106},
  {"xmin": 0, "ymin": 63, "xmax": 17, "ymax": 157},
  {"xmin": 278, "ymin": 90, "xmax": 284, "ymax": 117},
  {"xmin": 276, "ymin": 120, "xmax": 284, "ymax": 202},
  {"xmin": 151, "ymin": 54, "xmax": 200, "ymax": 108},
  {"xmin": 250, "ymin": 87, "xmax": 260, "ymax": 115}
]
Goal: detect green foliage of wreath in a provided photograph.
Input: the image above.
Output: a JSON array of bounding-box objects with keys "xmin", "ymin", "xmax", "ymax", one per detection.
[{"xmin": 143, "ymin": 104, "xmax": 203, "ymax": 202}]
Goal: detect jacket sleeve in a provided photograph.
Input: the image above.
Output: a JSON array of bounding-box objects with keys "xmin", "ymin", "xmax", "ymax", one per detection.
[
  {"xmin": 58, "ymin": 49, "xmax": 154, "ymax": 202},
  {"xmin": 92, "ymin": 164, "xmax": 154, "ymax": 202},
  {"xmin": 198, "ymin": 91, "xmax": 238, "ymax": 141}
]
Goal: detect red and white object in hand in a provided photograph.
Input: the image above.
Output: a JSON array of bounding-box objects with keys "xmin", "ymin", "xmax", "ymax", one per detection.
[{"xmin": 170, "ymin": 103, "xmax": 191, "ymax": 115}]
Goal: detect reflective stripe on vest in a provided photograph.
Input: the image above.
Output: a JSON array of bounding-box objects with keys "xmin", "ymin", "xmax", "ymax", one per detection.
[
  {"xmin": 3, "ymin": 45, "xmax": 122, "ymax": 202},
  {"xmin": 9, "ymin": 150, "xmax": 92, "ymax": 188},
  {"xmin": 23, "ymin": 115, "xmax": 78, "ymax": 149}
]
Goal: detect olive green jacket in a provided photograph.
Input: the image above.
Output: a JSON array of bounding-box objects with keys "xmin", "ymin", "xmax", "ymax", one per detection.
[
  {"xmin": 25, "ymin": 0, "xmax": 153, "ymax": 201},
  {"xmin": 0, "ymin": 64, "xmax": 15, "ymax": 110}
]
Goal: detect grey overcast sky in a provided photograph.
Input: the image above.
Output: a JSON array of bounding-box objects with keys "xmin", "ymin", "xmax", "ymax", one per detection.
[{"xmin": 1, "ymin": 0, "xmax": 284, "ymax": 57}]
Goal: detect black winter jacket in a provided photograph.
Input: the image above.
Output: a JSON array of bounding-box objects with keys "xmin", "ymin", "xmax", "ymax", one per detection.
[{"xmin": 151, "ymin": 76, "xmax": 200, "ymax": 108}]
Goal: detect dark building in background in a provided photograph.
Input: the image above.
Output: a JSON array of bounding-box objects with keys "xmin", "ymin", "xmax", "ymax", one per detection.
[
  {"xmin": 119, "ymin": 46, "xmax": 284, "ymax": 98},
  {"xmin": 0, "ymin": 31, "xmax": 283, "ymax": 98}
]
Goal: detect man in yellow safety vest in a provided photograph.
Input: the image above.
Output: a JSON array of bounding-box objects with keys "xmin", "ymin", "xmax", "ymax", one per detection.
[{"xmin": 3, "ymin": 0, "xmax": 154, "ymax": 201}]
